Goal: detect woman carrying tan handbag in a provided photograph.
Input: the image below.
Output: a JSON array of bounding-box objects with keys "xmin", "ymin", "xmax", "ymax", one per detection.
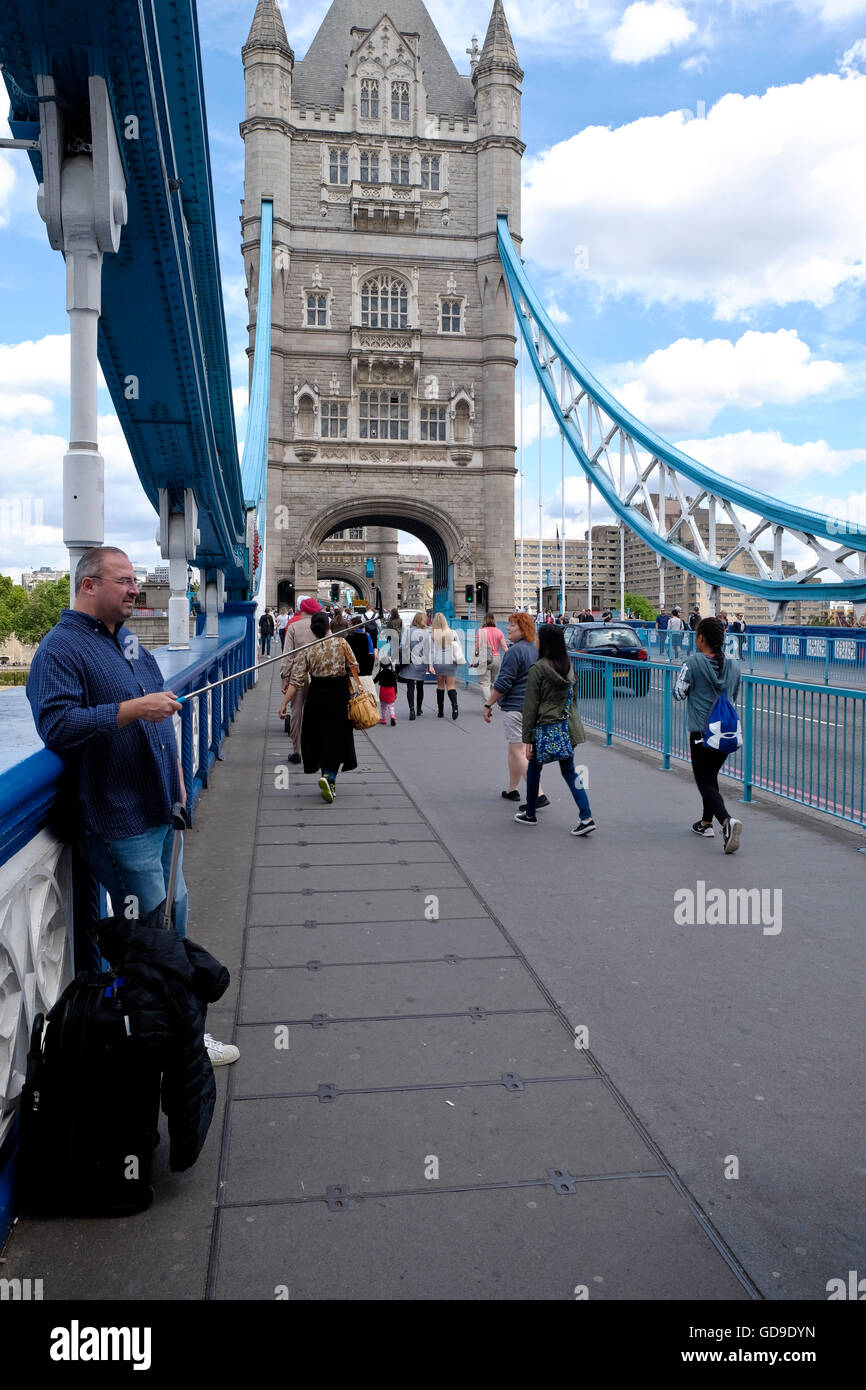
[{"xmin": 277, "ymin": 610, "xmax": 360, "ymax": 803}]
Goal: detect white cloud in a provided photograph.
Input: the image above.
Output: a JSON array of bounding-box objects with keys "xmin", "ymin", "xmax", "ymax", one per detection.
[
  {"xmin": 607, "ymin": 1, "xmax": 696, "ymax": 64},
  {"xmin": 523, "ymin": 70, "xmax": 866, "ymax": 318},
  {"xmin": 839, "ymin": 37, "xmax": 866, "ymax": 74},
  {"xmin": 0, "ymin": 393, "xmax": 53, "ymax": 420},
  {"xmin": 0, "ymin": 417, "xmax": 162, "ymax": 575},
  {"xmin": 614, "ymin": 329, "xmax": 847, "ymax": 435},
  {"xmin": 0, "ymin": 334, "xmax": 70, "ymax": 392},
  {"xmin": 545, "ymin": 301, "xmax": 570, "ymax": 324},
  {"xmin": 673, "ymin": 429, "xmax": 862, "ymax": 494}
]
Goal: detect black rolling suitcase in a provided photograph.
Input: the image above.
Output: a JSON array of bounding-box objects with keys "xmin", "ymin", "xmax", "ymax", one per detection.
[{"xmin": 16, "ymin": 805, "xmax": 189, "ymax": 1216}]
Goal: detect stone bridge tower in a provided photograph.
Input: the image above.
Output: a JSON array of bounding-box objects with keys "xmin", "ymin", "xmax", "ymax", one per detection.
[{"xmin": 241, "ymin": 0, "xmax": 522, "ymax": 616}]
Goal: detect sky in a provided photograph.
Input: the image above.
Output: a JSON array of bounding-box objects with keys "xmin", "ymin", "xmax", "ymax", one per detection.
[{"xmin": 1, "ymin": 0, "xmax": 866, "ymax": 582}]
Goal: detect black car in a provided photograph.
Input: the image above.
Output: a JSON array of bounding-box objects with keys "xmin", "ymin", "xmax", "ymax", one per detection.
[{"xmin": 564, "ymin": 622, "xmax": 651, "ymax": 697}]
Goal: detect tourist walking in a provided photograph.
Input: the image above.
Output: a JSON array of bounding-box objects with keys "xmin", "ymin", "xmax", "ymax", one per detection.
[
  {"xmin": 276, "ymin": 609, "xmax": 290, "ymax": 650},
  {"xmin": 729, "ymin": 611, "xmax": 747, "ymax": 658},
  {"xmin": 345, "ymin": 615, "xmax": 377, "ymax": 702},
  {"xmin": 385, "ymin": 607, "xmax": 403, "ymax": 670},
  {"xmin": 474, "ymin": 613, "xmax": 508, "ymax": 703},
  {"xmin": 280, "ymin": 597, "xmax": 323, "ymax": 764},
  {"xmin": 259, "ymin": 608, "xmax": 275, "ymax": 657},
  {"xmin": 375, "ymin": 652, "xmax": 398, "ymax": 725},
  {"xmin": 278, "ymin": 611, "xmax": 359, "ymax": 803},
  {"xmin": 674, "ymin": 615, "xmax": 743, "ymax": 852},
  {"xmin": 656, "ymin": 605, "xmax": 670, "ymax": 655},
  {"xmin": 514, "ymin": 625, "xmax": 595, "ymax": 835},
  {"xmin": 430, "ymin": 611, "xmax": 462, "ymax": 719},
  {"xmin": 399, "ymin": 611, "xmax": 432, "ymax": 719},
  {"xmin": 482, "ymin": 611, "xmax": 546, "ymax": 805},
  {"xmin": 668, "ymin": 606, "xmax": 686, "ymax": 659}
]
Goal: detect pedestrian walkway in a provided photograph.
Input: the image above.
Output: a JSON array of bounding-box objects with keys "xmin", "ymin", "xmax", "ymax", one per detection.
[{"xmin": 4, "ymin": 661, "xmax": 861, "ymax": 1300}]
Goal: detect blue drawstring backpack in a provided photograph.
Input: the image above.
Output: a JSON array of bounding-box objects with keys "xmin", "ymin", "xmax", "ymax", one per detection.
[{"xmin": 703, "ymin": 694, "xmax": 743, "ymax": 752}]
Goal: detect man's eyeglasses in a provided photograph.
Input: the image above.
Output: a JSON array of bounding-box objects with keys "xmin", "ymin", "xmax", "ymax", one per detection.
[{"xmin": 93, "ymin": 575, "xmax": 140, "ymax": 588}]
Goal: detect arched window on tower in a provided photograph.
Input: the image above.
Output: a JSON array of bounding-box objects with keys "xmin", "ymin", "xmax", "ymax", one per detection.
[
  {"xmin": 391, "ymin": 82, "xmax": 409, "ymax": 121},
  {"xmin": 360, "ymin": 79, "xmax": 379, "ymax": 118},
  {"xmin": 360, "ymin": 274, "xmax": 408, "ymax": 329}
]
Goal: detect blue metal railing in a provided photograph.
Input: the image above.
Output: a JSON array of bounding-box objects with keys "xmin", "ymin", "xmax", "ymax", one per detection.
[
  {"xmin": 568, "ymin": 651, "xmax": 866, "ymax": 829},
  {"xmin": 434, "ymin": 622, "xmax": 866, "ymax": 826}
]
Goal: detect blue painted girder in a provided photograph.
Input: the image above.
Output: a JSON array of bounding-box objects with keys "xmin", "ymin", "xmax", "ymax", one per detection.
[{"xmin": 0, "ymin": 0, "xmax": 248, "ymax": 592}]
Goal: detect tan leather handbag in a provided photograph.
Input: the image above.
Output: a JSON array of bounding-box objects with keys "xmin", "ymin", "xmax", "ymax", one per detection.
[{"xmin": 347, "ymin": 673, "xmax": 379, "ymax": 729}]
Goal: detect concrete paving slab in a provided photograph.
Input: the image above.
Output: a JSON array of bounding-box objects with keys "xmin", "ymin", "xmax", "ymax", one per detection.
[
  {"xmin": 251, "ymin": 862, "xmax": 465, "ymax": 892},
  {"xmin": 255, "ymin": 823, "xmax": 437, "ymax": 845},
  {"xmin": 244, "ymin": 917, "xmax": 512, "ymax": 967},
  {"xmin": 224, "ymin": 1081, "xmax": 662, "ymax": 1203},
  {"xmin": 260, "ymin": 790, "xmax": 412, "ymax": 807},
  {"xmin": 257, "ymin": 807, "xmax": 424, "ymax": 826},
  {"xmin": 248, "ymin": 886, "xmax": 483, "ymax": 924},
  {"xmin": 239, "ymin": 957, "xmax": 545, "ymax": 1022},
  {"xmin": 231, "ymin": 1013, "xmax": 596, "ymax": 1095},
  {"xmin": 212, "ymin": 1180, "xmax": 750, "ymax": 1300},
  {"xmin": 254, "ymin": 841, "xmax": 450, "ymax": 867}
]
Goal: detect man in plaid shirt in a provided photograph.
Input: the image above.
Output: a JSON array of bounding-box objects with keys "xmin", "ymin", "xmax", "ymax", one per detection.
[{"xmin": 27, "ymin": 545, "xmax": 238, "ymax": 1065}]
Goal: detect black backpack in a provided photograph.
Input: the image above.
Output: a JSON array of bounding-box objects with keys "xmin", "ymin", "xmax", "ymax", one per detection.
[{"xmin": 17, "ymin": 970, "xmax": 161, "ymax": 1217}]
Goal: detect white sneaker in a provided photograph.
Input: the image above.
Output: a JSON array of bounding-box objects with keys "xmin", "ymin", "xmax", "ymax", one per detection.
[{"xmin": 205, "ymin": 1032, "xmax": 240, "ymax": 1066}]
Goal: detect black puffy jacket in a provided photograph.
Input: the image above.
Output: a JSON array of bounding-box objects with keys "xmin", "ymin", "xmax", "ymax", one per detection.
[{"xmin": 95, "ymin": 912, "xmax": 230, "ymax": 1172}]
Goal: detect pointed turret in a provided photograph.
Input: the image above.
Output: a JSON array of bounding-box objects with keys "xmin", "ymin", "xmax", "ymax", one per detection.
[
  {"xmin": 243, "ymin": 0, "xmax": 293, "ymax": 63},
  {"xmin": 474, "ymin": 0, "xmax": 523, "ymax": 83}
]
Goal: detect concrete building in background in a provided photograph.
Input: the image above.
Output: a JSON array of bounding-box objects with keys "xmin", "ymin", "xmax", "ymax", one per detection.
[
  {"xmin": 20, "ymin": 567, "xmax": 69, "ymax": 591},
  {"xmin": 515, "ymin": 507, "xmax": 829, "ymax": 622},
  {"xmin": 241, "ymin": 0, "xmax": 522, "ymax": 619}
]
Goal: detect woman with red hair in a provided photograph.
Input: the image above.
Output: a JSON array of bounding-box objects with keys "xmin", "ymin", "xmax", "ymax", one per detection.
[{"xmin": 482, "ymin": 612, "xmax": 547, "ymax": 806}]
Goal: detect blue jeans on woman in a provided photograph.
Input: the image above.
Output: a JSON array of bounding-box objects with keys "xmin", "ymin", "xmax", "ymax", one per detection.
[
  {"xmin": 78, "ymin": 823, "xmax": 189, "ymax": 938},
  {"xmin": 525, "ymin": 755, "xmax": 591, "ymax": 818}
]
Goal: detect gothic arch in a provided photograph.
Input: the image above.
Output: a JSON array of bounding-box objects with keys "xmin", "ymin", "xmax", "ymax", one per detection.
[
  {"xmin": 316, "ymin": 566, "xmax": 373, "ymax": 605},
  {"xmin": 302, "ymin": 494, "xmax": 472, "ymax": 601}
]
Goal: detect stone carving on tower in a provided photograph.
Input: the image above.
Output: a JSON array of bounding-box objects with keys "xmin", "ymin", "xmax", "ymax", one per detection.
[{"xmin": 241, "ymin": 0, "xmax": 523, "ymax": 615}]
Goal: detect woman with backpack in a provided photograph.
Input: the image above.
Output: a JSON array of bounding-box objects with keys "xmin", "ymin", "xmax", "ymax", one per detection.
[
  {"xmin": 674, "ymin": 615, "xmax": 743, "ymax": 853},
  {"xmin": 513, "ymin": 624, "xmax": 595, "ymax": 836}
]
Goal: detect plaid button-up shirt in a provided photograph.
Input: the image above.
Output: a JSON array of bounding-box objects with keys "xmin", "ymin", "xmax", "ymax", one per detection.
[{"xmin": 26, "ymin": 609, "xmax": 181, "ymax": 839}]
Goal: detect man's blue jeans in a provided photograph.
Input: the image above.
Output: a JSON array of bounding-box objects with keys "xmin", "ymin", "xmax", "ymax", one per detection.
[{"xmin": 78, "ymin": 824, "xmax": 189, "ymax": 938}]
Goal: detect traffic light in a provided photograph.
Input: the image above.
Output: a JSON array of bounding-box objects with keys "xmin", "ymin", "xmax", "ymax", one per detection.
[
  {"xmin": 464, "ymin": 584, "xmax": 474, "ymax": 603},
  {"xmin": 330, "ymin": 583, "xmax": 339, "ymax": 601}
]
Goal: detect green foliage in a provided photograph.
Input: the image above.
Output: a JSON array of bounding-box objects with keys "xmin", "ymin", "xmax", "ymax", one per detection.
[
  {"xmin": 0, "ymin": 575, "xmax": 70, "ymax": 644},
  {"xmin": 624, "ymin": 591, "xmax": 657, "ymax": 621}
]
